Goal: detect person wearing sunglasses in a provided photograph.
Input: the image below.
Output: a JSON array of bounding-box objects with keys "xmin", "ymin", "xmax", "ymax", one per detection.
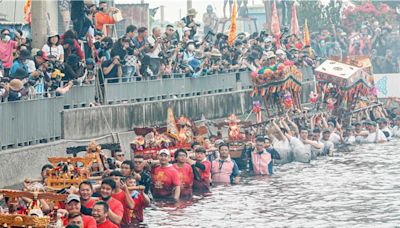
[
  {"xmin": 133, "ymin": 155, "xmax": 152, "ymax": 196},
  {"xmin": 113, "ymin": 151, "xmax": 125, "ymax": 168}
]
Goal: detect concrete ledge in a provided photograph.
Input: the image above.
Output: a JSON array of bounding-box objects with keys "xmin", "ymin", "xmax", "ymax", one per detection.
[
  {"xmin": 0, "ymin": 131, "xmax": 138, "ymax": 188},
  {"xmin": 62, "ymin": 90, "xmax": 252, "ymax": 140}
]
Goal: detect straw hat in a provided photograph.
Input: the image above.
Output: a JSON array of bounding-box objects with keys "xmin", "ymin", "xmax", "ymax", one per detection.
[
  {"xmin": 208, "ymin": 48, "xmax": 222, "ymax": 57},
  {"xmin": 187, "ymin": 8, "xmax": 198, "ymax": 16},
  {"xmin": 9, "ymin": 79, "xmax": 23, "ymax": 91}
]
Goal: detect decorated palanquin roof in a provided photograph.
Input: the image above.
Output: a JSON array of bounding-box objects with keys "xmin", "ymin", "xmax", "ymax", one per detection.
[
  {"xmin": 315, "ymin": 60, "xmax": 371, "ymax": 88},
  {"xmin": 316, "ymin": 60, "xmax": 361, "ymax": 80}
]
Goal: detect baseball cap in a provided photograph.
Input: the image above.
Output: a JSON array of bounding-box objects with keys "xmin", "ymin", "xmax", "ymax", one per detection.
[
  {"xmin": 66, "ymin": 194, "xmax": 80, "ymax": 204},
  {"xmin": 158, "ymin": 149, "xmax": 170, "ymax": 156}
]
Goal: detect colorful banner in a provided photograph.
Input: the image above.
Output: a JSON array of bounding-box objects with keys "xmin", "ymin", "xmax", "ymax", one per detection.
[
  {"xmin": 374, "ymin": 74, "xmax": 400, "ymax": 98},
  {"xmin": 290, "ymin": 1, "xmax": 300, "ymax": 35},
  {"xmin": 271, "ymin": 0, "xmax": 281, "ymax": 37}
]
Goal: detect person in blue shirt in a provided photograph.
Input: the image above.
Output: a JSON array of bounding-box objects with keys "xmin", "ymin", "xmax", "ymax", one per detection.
[{"xmin": 10, "ymin": 49, "xmax": 30, "ymax": 78}]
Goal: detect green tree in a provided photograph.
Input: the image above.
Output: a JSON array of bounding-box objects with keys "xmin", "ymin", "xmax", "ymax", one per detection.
[{"xmin": 297, "ymin": 0, "xmax": 342, "ymax": 32}]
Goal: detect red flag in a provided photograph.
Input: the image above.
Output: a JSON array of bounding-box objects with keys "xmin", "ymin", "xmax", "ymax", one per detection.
[
  {"xmin": 23, "ymin": 0, "xmax": 31, "ymax": 25},
  {"xmin": 290, "ymin": 1, "xmax": 300, "ymax": 35},
  {"xmin": 271, "ymin": 0, "xmax": 281, "ymax": 37}
]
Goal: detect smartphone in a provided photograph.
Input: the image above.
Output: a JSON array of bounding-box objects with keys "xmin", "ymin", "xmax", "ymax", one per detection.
[{"xmin": 120, "ymin": 177, "xmax": 126, "ymax": 185}]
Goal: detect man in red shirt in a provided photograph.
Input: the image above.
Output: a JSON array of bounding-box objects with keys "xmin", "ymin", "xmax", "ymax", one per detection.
[
  {"xmin": 92, "ymin": 201, "xmax": 118, "ymax": 228},
  {"xmin": 191, "ymin": 147, "xmax": 211, "ymax": 194},
  {"xmin": 79, "ymin": 181, "xmax": 97, "ymax": 210},
  {"xmin": 109, "ymin": 171, "xmax": 135, "ymax": 226},
  {"xmin": 151, "ymin": 149, "xmax": 181, "ymax": 201},
  {"xmin": 98, "ymin": 178, "xmax": 124, "ymax": 225},
  {"xmin": 173, "ymin": 149, "xmax": 194, "ymax": 199},
  {"xmin": 61, "ymin": 194, "xmax": 96, "ymax": 228},
  {"xmin": 125, "ymin": 176, "xmax": 150, "ymax": 225},
  {"xmin": 67, "ymin": 212, "xmax": 84, "ymax": 228}
]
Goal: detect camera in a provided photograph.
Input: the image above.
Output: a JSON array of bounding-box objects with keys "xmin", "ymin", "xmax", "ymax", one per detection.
[
  {"xmin": 100, "ymin": 42, "xmax": 108, "ymax": 49},
  {"xmin": 107, "ymin": 157, "xmax": 117, "ymax": 170}
]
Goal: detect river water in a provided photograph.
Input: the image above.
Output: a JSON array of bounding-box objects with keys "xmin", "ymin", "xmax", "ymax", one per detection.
[{"xmin": 144, "ymin": 140, "xmax": 400, "ymax": 227}]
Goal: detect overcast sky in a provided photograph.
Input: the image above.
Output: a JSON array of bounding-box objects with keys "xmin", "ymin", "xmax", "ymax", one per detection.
[
  {"xmin": 115, "ymin": 0, "xmax": 251, "ymax": 23},
  {"xmin": 115, "ymin": 0, "xmax": 335, "ymax": 23}
]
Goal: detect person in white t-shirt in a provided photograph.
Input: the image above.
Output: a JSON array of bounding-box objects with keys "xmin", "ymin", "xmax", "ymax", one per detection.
[
  {"xmin": 377, "ymin": 118, "xmax": 392, "ymax": 140},
  {"xmin": 361, "ymin": 121, "xmax": 387, "ymax": 144},
  {"xmin": 320, "ymin": 129, "xmax": 335, "ymax": 156},
  {"xmin": 270, "ymin": 119, "xmax": 292, "ymax": 164},
  {"xmin": 42, "ymin": 33, "xmax": 64, "ymax": 62},
  {"xmin": 145, "ymin": 27, "xmax": 162, "ymax": 75},
  {"xmin": 342, "ymin": 127, "xmax": 356, "ymax": 145},
  {"xmin": 392, "ymin": 117, "xmax": 400, "ymax": 138},
  {"xmin": 309, "ymin": 128, "xmax": 324, "ymax": 158}
]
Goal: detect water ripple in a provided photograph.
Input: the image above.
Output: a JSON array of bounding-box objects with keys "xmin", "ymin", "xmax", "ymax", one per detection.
[{"xmin": 144, "ymin": 140, "xmax": 400, "ymax": 227}]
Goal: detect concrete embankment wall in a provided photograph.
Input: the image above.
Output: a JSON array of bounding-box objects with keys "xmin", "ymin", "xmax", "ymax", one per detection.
[
  {"xmin": 0, "ymin": 90, "xmax": 252, "ymax": 187},
  {"xmin": 62, "ymin": 91, "xmax": 252, "ymax": 140}
]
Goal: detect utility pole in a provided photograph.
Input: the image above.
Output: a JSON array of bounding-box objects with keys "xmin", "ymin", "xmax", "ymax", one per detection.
[
  {"xmin": 187, "ymin": 0, "xmax": 192, "ymax": 11},
  {"xmin": 31, "ymin": 0, "xmax": 47, "ymax": 48},
  {"xmin": 31, "ymin": 0, "xmax": 59, "ymax": 48}
]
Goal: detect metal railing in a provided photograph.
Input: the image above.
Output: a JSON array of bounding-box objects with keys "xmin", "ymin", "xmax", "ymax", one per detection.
[
  {"xmin": 0, "ymin": 97, "xmax": 63, "ymax": 150},
  {"xmin": 62, "ymin": 84, "xmax": 96, "ymax": 109},
  {"xmin": 0, "ymin": 69, "xmax": 315, "ymax": 150},
  {"xmin": 104, "ymin": 71, "xmax": 252, "ymax": 104}
]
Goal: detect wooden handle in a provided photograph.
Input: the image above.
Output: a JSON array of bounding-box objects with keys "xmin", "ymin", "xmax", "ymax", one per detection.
[
  {"xmin": 24, "ymin": 178, "xmax": 42, "ymax": 183},
  {"xmin": 127, "ymin": 186, "xmax": 145, "ymax": 191}
]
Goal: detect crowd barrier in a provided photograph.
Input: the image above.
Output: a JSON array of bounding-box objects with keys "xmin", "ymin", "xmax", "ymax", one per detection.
[
  {"xmin": 0, "ymin": 69, "xmax": 314, "ymax": 150},
  {"xmin": 0, "ymin": 97, "xmax": 63, "ymax": 150},
  {"xmin": 63, "ymin": 84, "xmax": 96, "ymax": 109},
  {"xmin": 104, "ymin": 72, "xmax": 250, "ymax": 104}
]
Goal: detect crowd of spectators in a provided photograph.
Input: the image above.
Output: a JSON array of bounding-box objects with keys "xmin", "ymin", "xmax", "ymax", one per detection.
[
  {"xmin": 0, "ymin": 1, "xmax": 399, "ymax": 103},
  {"xmin": 310, "ymin": 20, "xmax": 400, "ymax": 74}
]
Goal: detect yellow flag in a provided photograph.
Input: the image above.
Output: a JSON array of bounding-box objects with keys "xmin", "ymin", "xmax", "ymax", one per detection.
[
  {"xmin": 303, "ymin": 19, "xmax": 312, "ymax": 57},
  {"xmin": 228, "ymin": 0, "xmax": 237, "ymax": 47},
  {"xmin": 304, "ymin": 19, "xmax": 310, "ymax": 46}
]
